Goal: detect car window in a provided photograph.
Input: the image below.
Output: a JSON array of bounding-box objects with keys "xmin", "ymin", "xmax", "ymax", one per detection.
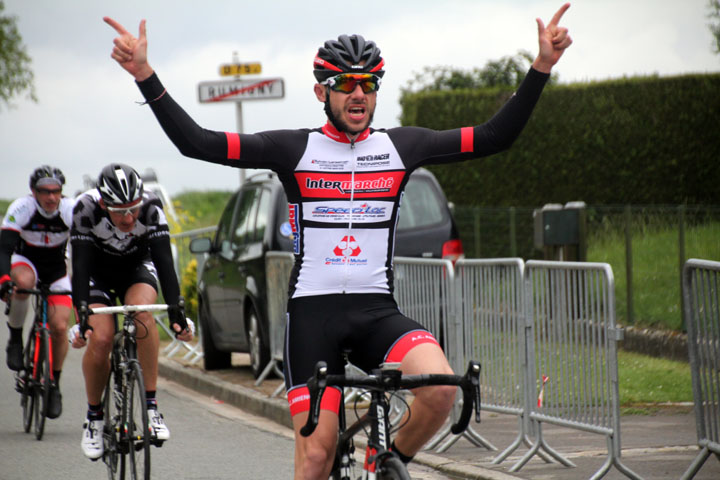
[
  {"xmin": 254, "ymin": 188, "xmax": 271, "ymax": 242},
  {"xmin": 232, "ymin": 187, "xmax": 261, "ymax": 248},
  {"xmin": 397, "ymin": 177, "xmax": 445, "ymax": 230},
  {"xmin": 215, "ymin": 192, "xmax": 240, "ymax": 257}
]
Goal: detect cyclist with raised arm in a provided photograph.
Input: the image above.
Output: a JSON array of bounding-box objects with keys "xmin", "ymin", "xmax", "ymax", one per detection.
[
  {"xmin": 104, "ymin": 4, "xmax": 572, "ymax": 478},
  {"xmin": 69, "ymin": 163, "xmax": 192, "ymax": 460},
  {"xmin": 1, "ymin": 166, "xmax": 74, "ymax": 420}
]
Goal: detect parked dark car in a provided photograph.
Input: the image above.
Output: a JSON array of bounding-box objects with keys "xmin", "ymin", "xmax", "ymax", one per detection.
[{"xmin": 190, "ymin": 168, "xmax": 463, "ymax": 375}]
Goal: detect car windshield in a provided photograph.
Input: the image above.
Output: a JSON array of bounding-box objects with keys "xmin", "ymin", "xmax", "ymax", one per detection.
[{"xmin": 397, "ymin": 177, "xmax": 445, "ymax": 230}]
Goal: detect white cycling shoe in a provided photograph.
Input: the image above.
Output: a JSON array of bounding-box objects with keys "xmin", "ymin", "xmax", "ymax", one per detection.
[
  {"xmin": 81, "ymin": 419, "xmax": 104, "ymax": 460},
  {"xmin": 149, "ymin": 409, "xmax": 170, "ymax": 441}
]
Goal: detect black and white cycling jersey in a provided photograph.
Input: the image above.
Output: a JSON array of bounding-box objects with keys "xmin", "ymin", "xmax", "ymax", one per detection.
[
  {"xmin": 70, "ymin": 189, "xmax": 179, "ymax": 308},
  {"xmin": 136, "ymin": 67, "xmax": 549, "ymax": 299}
]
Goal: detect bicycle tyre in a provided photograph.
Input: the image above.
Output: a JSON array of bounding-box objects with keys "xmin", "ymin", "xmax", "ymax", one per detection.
[
  {"xmin": 21, "ymin": 330, "xmax": 36, "ymax": 433},
  {"xmin": 33, "ymin": 328, "xmax": 51, "ymax": 440},
  {"xmin": 123, "ymin": 361, "xmax": 150, "ymax": 480},
  {"xmin": 377, "ymin": 456, "xmax": 411, "ymax": 480},
  {"xmin": 103, "ymin": 363, "xmax": 122, "ymax": 479}
]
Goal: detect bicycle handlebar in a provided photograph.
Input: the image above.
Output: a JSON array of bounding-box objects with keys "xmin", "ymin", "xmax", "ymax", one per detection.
[
  {"xmin": 88, "ymin": 304, "xmax": 170, "ymax": 315},
  {"xmin": 300, "ymin": 360, "xmax": 482, "ymax": 437},
  {"xmin": 3, "ymin": 285, "xmax": 72, "ymax": 315}
]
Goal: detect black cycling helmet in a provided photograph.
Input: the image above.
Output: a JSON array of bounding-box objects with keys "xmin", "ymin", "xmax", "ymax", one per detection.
[
  {"xmin": 96, "ymin": 163, "xmax": 144, "ymax": 206},
  {"xmin": 29, "ymin": 165, "xmax": 65, "ymax": 189},
  {"xmin": 313, "ymin": 34, "xmax": 385, "ymax": 82}
]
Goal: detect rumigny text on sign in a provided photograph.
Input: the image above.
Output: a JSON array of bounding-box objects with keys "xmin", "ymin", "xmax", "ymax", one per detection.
[{"xmin": 198, "ymin": 78, "xmax": 285, "ymax": 103}]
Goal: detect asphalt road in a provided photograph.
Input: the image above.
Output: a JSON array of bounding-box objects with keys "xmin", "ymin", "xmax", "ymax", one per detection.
[{"xmin": 0, "ymin": 320, "xmax": 295, "ymax": 480}]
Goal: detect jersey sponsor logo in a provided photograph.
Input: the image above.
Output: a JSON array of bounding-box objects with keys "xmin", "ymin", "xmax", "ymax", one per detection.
[
  {"xmin": 310, "ymin": 159, "xmax": 348, "ymax": 171},
  {"xmin": 307, "ymin": 202, "xmax": 390, "ymax": 223},
  {"xmin": 325, "ymin": 235, "xmax": 367, "ymax": 265},
  {"xmin": 296, "ymin": 171, "xmax": 404, "ymax": 198},
  {"xmin": 356, "ymin": 153, "xmax": 391, "ymax": 168},
  {"xmin": 288, "ymin": 203, "xmax": 300, "ymax": 254}
]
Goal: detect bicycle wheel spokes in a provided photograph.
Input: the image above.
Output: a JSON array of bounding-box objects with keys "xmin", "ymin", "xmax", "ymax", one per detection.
[
  {"xmin": 33, "ymin": 329, "xmax": 51, "ymax": 440},
  {"xmin": 125, "ymin": 362, "xmax": 150, "ymax": 480},
  {"xmin": 103, "ymin": 366, "xmax": 122, "ymax": 479},
  {"xmin": 20, "ymin": 334, "xmax": 35, "ymax": 433}
]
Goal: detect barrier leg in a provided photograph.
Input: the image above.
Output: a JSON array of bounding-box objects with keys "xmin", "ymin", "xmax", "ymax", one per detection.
[
  {"xmin": 510, "ymin": 421, "xmax": 575, "ymax": 472},
  {"xmin": 680, "ymin": 446, "xmax": 710, "ymax": 480}
]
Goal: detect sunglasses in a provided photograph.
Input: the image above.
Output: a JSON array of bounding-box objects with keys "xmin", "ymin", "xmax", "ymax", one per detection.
[
  {"xmin": 106, "ymin": 200, "xmax": 143, "ymax": 216},
  {"xmin": 322, "ymin": 73, "xmax": 382, "ymax": 94},
  {"xmin": 35, "ymin": 188, "xmax": 62, "ymax": 196}
]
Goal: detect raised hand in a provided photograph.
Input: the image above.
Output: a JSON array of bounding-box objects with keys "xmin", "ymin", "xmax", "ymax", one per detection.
[
  {"xmin": 103, "ymin": 16, "xmax": 154, "ymax": 81},
  {"xmin": 533, "ymin": 3, "xmax": 573, "ymax": 73}
]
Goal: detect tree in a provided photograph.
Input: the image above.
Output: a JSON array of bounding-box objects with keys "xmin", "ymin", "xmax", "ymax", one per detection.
[
  {"xmin": 400, "ymin": 50, "xmax": 559, "ymax": 97},
  {"xmin": 709, "ymin": 0, "xmax": 720, "ymax": 54},
  {"xmin": 0, "ymin": 0, "xmax": 36, "ymax": 109}
]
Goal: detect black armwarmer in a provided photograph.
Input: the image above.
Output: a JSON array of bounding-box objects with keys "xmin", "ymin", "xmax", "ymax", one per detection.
[
  {"xmin": 149, "ymin": 235, "xmax": 180, "ymax": 307},
  {"xmin": 71, "ymin": 239, "xmax": 95, "ymax": 308},
  {"xmin": 0, "ymin": 229, "xmax": 20, "ymax": 277}
]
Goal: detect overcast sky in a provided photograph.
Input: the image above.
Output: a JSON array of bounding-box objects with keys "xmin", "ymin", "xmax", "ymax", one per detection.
[{"xmin": 1, "ymin": 0, "xmax": 718, "ymax": 200}]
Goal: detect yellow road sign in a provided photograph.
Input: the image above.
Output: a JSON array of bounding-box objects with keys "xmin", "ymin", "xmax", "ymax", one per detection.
[{"xmin": 219, "ymin": 63, "xmax": 262, "ymax": 76}]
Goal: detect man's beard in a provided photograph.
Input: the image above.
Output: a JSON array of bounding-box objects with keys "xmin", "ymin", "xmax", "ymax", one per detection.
[{"xmin": 324, "ymin": 98, "xmax": 374, "ymax": 136}]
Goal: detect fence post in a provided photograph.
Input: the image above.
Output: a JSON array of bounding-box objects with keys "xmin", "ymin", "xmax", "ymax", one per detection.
[
  {"xmin": 509, "ymin": 206, "xmax": 517, "ymax": 257},
  {"xmin": 624, "ymin": 205, "xmax": 634, "ymax": 324},
  {"xmin": 678, "ymin": 205, "xmax": 686, "ymax": 329}
]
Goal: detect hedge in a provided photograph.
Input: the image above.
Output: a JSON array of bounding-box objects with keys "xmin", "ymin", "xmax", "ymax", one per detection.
[{"xmin": 399, "ymin": 72, "xmax": 720, "ymax": 207}]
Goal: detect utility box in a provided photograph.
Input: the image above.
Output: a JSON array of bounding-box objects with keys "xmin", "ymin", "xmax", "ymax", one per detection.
[{"xmin": 533, "ymin": 202, "xmax": 587, "ymax": 261}]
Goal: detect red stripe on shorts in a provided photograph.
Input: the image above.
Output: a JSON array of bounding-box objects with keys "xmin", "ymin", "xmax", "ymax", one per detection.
[
  {"xmin": 287, "ymin": 385, "xmax": 342, "ymax": 417},
  {"xmin": 385, "ymin": 330, "xmax": 440, "ymax": 364}
]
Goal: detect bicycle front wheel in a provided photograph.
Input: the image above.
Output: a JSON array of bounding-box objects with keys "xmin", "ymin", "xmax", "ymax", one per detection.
[
  {"xmin": 20, "ymin": 331, "xmax": 36, "ymax": 433},
  {"xmin": 32, "ymin": 328, "xmax": 51, "ymax": 440},
  {"xmin": 103, "ymin": 363, "xmax": 122, "ymax": 479},
  {"xmin": 123, "ymin": 361, "xmax": 150, "ymax": 480},
  {"xmin": 377, "ymin": 456, "xmax": 411, "ymax": 480}
]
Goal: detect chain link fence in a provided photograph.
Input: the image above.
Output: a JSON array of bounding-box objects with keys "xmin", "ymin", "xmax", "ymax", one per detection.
[{"xmin": 453, "ymin": 204, "xmax": 720, "ymax": 330}]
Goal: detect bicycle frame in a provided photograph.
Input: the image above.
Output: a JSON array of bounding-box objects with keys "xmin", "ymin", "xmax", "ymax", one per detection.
[
  {"xmin": 87, "ymin": 303, "xmax": 169, "ymax": 480},
  {"xmin": 301, "ymin": 361, "xmax": 481, "ymax": 479},
  {"xmin": 9, "ymin": 285, "xmax": 72, "ymax": 440}
]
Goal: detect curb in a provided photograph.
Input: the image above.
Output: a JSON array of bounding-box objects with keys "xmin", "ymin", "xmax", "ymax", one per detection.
[{"xmin": 158, "ymin": 357, "xmax": 522, "ymax": 480}]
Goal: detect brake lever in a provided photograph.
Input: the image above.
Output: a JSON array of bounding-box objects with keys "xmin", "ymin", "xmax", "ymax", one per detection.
[{"xmin": 300, "ymin": 361, "xmax": 328, "ymax": 437}]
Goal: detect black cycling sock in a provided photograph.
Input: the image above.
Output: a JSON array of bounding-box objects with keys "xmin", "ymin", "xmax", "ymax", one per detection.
[
  {"xmin": 146, "ymin": 391, "xmax": 157, "ymax": 410},
  {"xmin": 53, "ymin": 370, "xmax": 61, "ymax": 384},
  {"xmin": 87, "ymin": 403, "xmax": 103, "ymax": 421},
  {"xmin": 7, "ymin": 325, "xmax": 22, "ymax": 344},
  {"xmin": 390, "ymin": 441, "xmax": 414, "ymax": 464}
]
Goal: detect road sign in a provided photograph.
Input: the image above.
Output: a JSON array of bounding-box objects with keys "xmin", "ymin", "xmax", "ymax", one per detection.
[
  {"xmin": 197, "ymin": 78, "xmax": 285, "ymax": 103},
  {"xmin": 219, "ymin": 63, "xmax": 262, "ymax": 76}
]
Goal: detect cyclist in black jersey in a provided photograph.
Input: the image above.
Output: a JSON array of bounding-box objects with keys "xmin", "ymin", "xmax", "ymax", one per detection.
[
  {"xmin": 69, "ymin": 163, "xmax": 192, "ymax": 460},
  {"xmin": 104, "ymin": 4, "xmax": 572, "ymax": 478},
  {"xmin": 1, "ymin": 165, "xmax": 74, "ymax": 420}
]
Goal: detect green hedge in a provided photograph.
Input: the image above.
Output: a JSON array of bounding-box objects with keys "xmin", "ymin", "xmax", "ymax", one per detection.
[{"xmin": 400, "ymin": 73, "xmax": 720, "ymax": 207}]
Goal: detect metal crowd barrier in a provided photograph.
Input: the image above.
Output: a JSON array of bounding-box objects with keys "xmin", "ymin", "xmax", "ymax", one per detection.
[
  {"xmin": 681, "ymin": 259, "xmax": 720, "ymax": 480},
  {"xmin": 450, "ymin": 258, "xmax": 537, "ymax": 460},
  {"xmin": 155, "ymin": 226, "xmax": 218, "ymax": 365},
  {"xmin": 262, "ymin": 251, "xmax": 294, "ymax": 395},
  {"xmin": 514, "ymin": 260, "xmax": 641, "ymax": 479}
]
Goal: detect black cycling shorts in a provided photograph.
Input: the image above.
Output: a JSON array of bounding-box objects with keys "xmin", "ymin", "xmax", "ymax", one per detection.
[
  {"xmin": 284, "ymin": 293, "xmax": 440, "ymax": 416},
  {"xmin": 88, "ymin": 259, "xmax": 159, "ymax": 306}
]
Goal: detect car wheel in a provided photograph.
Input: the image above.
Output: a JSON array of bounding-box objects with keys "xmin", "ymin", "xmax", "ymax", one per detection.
[
  {"xmin": 199, "ymin": 298, "xmax": 231, "ymax": 370},
  {"xmin": 247, "ymin": 308, "xmax": 270, "ymax": 379}
]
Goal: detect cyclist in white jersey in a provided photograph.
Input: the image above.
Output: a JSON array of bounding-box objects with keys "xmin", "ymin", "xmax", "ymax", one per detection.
[
  {"xmin": 104, "ymin": 5, "xmax": 572, "ymax": 478},
  {"xmin": 0, "ymin": 166, "xmax": 74, "ymax": 419}
]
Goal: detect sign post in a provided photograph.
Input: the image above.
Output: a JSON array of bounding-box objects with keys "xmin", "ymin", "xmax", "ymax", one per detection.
[{"xmin": 198, "ymin": 53, "xmax": 285, "ymax": 184}]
